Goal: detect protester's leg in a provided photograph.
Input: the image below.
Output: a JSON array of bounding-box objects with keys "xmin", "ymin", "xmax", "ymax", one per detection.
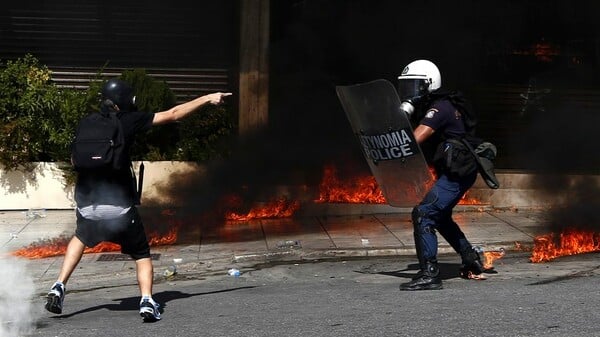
[
  {"xmin": 135, "ymin": 257, "xmax": 161, "ymax": 321},
  {"xmin": 45, "ymin": 236, "xmax": 86, "ymax": 314},
  {"xmin": 125, "ymin": 208, "xmax": 153, "ymax": 297},
  {"xmin": 122, "ymin": 207, "xmax": 161, "ymax": 321},
  {"xmin": 135, "ymin": 257, "xmax": 154, "ymax": 296},
  {"xmin": 57, "ymin": 236, "xmax": 86, "ymax": 284}
]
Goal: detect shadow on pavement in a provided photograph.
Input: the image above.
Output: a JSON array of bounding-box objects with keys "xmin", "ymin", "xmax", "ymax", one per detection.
[
  {"xmin": 52, "ymin": 286, "xmax": 256, "ymax": 319},
  {"xmin": 368, "ymin": 262, "xmax": 463, "ymax": 280}
]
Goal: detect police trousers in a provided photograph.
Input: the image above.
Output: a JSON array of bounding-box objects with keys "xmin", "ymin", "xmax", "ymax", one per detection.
[{"xmin": 412, "ymin": 170, "xmax": 478, "ymax": 265}]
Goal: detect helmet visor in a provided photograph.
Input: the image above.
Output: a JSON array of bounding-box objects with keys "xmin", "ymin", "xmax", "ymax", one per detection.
[{"xmin": 397, "ymin": 78, "xmax": 430, "ymax": 101}]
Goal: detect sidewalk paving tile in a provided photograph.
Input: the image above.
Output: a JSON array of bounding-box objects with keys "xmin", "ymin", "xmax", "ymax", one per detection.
[
  {"xmin": 0, "ymin": 207, "xmax": 555, "ymax": 292},
  {"xmin": 372, "ymin": 213, "xmax": 413, "ymax": 247},
  {"xmin": 488, "ymin": 210, "xmax": 551, "ymax": 237},
  {"xmin": 261, "ymin": 217, "xmax": 334, "ymax": 250},
  {"xmin": 452, "ymin": 212, "xmax": 535, "ymax": 247},
  {"xmin": 318, "ymin": 214, "xmax": 404, "ymax": 249}
]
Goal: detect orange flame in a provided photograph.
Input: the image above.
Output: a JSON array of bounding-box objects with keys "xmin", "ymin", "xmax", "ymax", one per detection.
[
  {"xmin": 482, "ymin": 249, "xmax": 505, "ymax": 270},
  {"xmin": 12, "ymin": 164, "xmax": 486, "ymax": 259},
  {"xmin": 147, "ymin": 226, "xmax": 179, "ymax": 246},
  {"xmin": 315, "ymin": 164, "xmax": 481, "ymax": 205},
  {"xmin": 458, "ymin": 192, "xmax": 483, "ymax": 205},
  {"xmin": 315, "ymin": 165, "xmax": 386, "ymax": 204},
  {"xmin": 530, "ymin": 229, "xmax": 600, "ymax": 263},
  {"xmin": 12, "ymin": 236, "xmax": 72, "ymax": 259},
  {"xmin": 514, "ymin": 241, "xmax": 525, "ymax": 251},
  {"xmin": 12, "ymin": 226, "xmax": 179, "ymax": 259},
  {"xmin": 512, "ymin": 39, "xmax": 560, "ymax": 63},
  {"xmin": 225, "ymin": 197, "xmax": 301, "ymax": 221}
]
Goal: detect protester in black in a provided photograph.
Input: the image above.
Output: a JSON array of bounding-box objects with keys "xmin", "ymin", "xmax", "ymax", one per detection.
[{"xmin": 45, "ymin": 78, "xmax": 231, "ymax": 320}]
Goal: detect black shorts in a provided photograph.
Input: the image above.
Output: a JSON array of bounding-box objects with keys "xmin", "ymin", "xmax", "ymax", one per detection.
[{"xmin": 75, "ymin": 206, "xmax": 150, "ymax": 260}]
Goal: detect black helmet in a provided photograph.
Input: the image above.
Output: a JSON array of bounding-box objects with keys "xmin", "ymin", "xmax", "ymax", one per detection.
[{"xmin": 100, "ymin": 78, "xmax": 136, "ymax": 112}]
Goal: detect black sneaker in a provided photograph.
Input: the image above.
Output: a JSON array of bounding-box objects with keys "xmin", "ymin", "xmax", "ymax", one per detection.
[
  {"xmin": 400, "ymin": 262, "xmax": 443, "ymax": 291},
  {"xmin": 139, "ymin": 298, "xmax": 161, "ymax": 322},
  {"xmin": 45, "ymin": 282, "xmax": 65, "ymax": 314}
]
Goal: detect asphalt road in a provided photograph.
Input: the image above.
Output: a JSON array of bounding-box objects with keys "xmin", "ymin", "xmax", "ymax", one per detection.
[{"xmin": 29, "ymin": 252, "xmax": 600, "ymax": 337}]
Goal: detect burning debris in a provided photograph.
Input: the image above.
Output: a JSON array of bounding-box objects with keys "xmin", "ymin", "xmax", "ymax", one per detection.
[
  {"xmin": 529, "ymin": 176, "xmax": 600, "ymax": 263},
  {"xmin": 482, "ymin": 248, "xmax": 506, "ymax": 271},
  {"xmin": 225, "ymin": 197, "xmax": 301, "ymax": 221},
  {"xmin": 315, "ymin": 165, "xmax": 386, "ymax": 204},
  {"xmin": 530, "ymin": 230, "xmax": 600, "ymax": 263},
  {"xmin": 11, "ymin": 163, "xmax": 489, "ymax": 260},
  {"xmin": 315, "ymin": 164, "xmax": 480, "ymax": 205},
  {"xmin": 12, "ymin": 226, "xmax": 179, "ymax": 259}
]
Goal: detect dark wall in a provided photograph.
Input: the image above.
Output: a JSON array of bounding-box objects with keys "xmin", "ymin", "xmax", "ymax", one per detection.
[
  {"xmin": 0, "ymin": 0, "xmax": 237, "ymax": 68},
  {"xmin": 269, "ymin": 0, "xmax": 600, "ymax": 173},
  {"xmin": 1, "ymin": 0, "xmax": 599, "ymax": 178}
]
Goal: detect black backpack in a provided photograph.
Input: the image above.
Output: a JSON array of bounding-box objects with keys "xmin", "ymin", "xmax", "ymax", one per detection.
[
  {"xmin": 71, "ymin": 111, "xmax": 127, "ymax": 171},
  {"xmin": 429, "ymin": 91, "xmax": 500, "ymax": 189}
]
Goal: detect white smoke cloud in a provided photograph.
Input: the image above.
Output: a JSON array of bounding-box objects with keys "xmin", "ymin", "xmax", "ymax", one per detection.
[{"xmin": 0, "ymin": 254, "xmax": 37, "ymax": 337}]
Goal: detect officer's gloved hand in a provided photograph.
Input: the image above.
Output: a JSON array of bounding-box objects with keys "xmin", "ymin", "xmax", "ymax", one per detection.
[{"xmin": 400, "ymin": 101, "xmax": 415, "ymax": 118}]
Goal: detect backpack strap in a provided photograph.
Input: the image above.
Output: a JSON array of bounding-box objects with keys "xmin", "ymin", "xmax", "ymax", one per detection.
[{"xmin": 136, "ymin": 162, "xmax": 144, "ymax": 205}]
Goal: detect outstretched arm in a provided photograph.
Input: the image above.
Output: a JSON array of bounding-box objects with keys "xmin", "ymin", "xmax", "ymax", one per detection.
[{"xmin": 152, "ymin": 92, "xmax": 232, "ymax": 125}]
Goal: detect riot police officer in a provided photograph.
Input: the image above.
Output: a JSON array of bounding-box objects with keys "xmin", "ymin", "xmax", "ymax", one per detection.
[{"xmin": 397, "ymin": 60, "xmax": 484, "ymax": 291}]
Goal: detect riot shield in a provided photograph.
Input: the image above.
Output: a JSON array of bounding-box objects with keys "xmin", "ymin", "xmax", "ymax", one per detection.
[{"xmin": 336, "ymin": 79, "xmax": 432, "ymax": 207}]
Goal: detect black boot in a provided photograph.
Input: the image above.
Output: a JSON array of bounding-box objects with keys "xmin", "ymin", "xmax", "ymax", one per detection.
[
  {"xmin": 400, "ymin": 261, "xmax": 442, "ymax": 291},
  {"xmin": 460, "ymin": 247, "xmax": 484, "ymax": 278}
]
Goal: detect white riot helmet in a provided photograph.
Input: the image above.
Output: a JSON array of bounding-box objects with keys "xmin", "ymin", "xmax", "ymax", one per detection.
[{"xmin": 397, "ymin": 59, "xmax": 441, "ymax": 117}]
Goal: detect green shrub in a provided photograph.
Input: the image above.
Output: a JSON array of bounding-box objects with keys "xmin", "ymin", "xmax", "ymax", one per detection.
[
  {"xmin": 175, "ymin": 103, "xmax": 234, "ymax": 161},
  {"xmin": 121, "ymin": 69, "xmax": 176, "ymax": 113},
  {"xmin": 47, "ymin": 86, "xmax": 97, "ymax": 162},
  {"xmin": 0, "ymin": 55, "xmax": 64, "ymax": 169},
  {"xmin": 119, "ymin": 69, "xmax": 179, "ymax": 161}
]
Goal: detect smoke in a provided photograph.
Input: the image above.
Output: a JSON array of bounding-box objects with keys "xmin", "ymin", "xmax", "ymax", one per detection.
[
  {"xmin": 145, "ymin": 1, "xmax": 600, "ymax": 238},
  {"xmin": 0, "ymin": 253, "xmax": 37, "ymax": 337},
  {"xmin": 508, "ymin": 78, "xmax": 600, "ymax": 172},
  {"xmin": 145, "ymin": 127, "xmax": 358, "ymax": 214},
  {"xmin": 137, "ymin": 123, "xmax": 369, "ymax": 244},
  {"xmin": 514, "ymin": 78, "xmax": 600, "ymax": 234},
  {"xmin": 537, "ymin": 175, "xmax": 600, "ymax": 234}
]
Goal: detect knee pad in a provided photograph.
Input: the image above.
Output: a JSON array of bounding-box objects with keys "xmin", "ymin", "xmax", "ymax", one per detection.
[
  {"xmin": 412, "ymin": 207, "xmax": 435, "ymax": 234},
  {"xmin": 411, "ymin": 207, "xmax": 422, "ymax": 226}
]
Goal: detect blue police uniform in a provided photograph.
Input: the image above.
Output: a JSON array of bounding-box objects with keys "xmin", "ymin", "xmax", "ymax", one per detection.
[
  {"xmin": 399, "ymin": 94, "xmax": 484, "ymax": 291},
  {"xmin": 412, "ymin": 98, "xmax": 478, "ymax": 264}
]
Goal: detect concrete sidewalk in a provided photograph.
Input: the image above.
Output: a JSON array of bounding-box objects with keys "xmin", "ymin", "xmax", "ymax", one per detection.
[{"xmin": 0, "ymin": 207, "xmax": 549, "ymax": 293}]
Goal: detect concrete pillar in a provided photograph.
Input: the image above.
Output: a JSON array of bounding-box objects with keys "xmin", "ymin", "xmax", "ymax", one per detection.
[{"xmin": 239, "ymin": 0, "xmax": 270, "ymax": 134}]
